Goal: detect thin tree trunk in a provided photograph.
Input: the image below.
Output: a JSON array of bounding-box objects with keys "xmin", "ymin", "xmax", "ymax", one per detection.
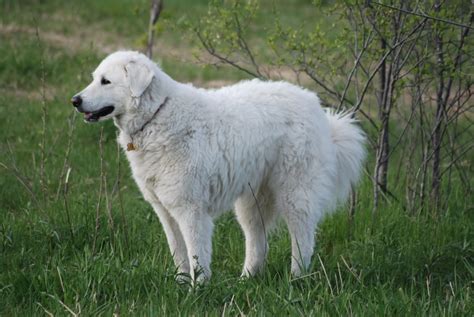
[
  {"xmin": 146, "ymin": 0, "xmax": 164, "ymax": 58},
  {"xmin": 431, "ymin": 8, "xmax": 472, "ymax": 209},
  {"xmin": 372, "ymin": 38, "xmax": 387, "ymax": 213},
  {"xmin": 431, "ymin": 4, "xmax": 444, "ymax": 208}
]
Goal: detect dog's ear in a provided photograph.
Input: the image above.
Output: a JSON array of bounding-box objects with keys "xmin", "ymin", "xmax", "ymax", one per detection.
[{"xmin": 125, "ymin": 61, "xmax": 154, "ymax": 98}]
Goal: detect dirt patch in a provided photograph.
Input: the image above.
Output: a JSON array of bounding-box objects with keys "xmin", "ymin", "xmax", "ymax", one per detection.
[
  {"xmin": 0, "ymin": 84, "xmax": 59, "ymax": 102},
  {"xmin": 0, "ymin": 22, "xmax": 128, "ymax": 54},
  {"xmin": 1, "ymin": 11, "xmax": 316, "ymax": 91}
]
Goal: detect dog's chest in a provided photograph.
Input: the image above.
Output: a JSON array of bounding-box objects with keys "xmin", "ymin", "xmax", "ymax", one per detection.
[
  {"xmin": 123, "ymin": 142, "xmax": 185, "ymax": 201},
  {"xmin": 124, "ymin": 150, "xmax": 163, "ymax": 201},
  {"xmin": 119, "ymin": 133, "xmax": 156, "ymax": 177},
  {"xmin": 126, "ymin": 150, "xmax": 158, "ymax": 183}
]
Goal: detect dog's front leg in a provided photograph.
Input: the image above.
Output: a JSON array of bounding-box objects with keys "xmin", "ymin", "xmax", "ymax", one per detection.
[
  {"xmin": 173, "ymin": 206, "xmax": 214, "ymax": 285},
  {"xmin": 150, "ymin": 202, "xmax": 190, "ymax": 278}
]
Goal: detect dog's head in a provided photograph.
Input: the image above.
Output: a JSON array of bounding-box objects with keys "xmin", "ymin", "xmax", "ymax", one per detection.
[{"xmin": 71, "ymin": 51, "xmax": 155, "ymax": 122}]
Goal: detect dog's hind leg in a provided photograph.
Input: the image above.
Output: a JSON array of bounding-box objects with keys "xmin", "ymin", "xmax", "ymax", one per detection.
[
  {"xmin": 235, "ymin": 187, "xmax": 276, "ymax": 277},
  {"xmin": 279, "ymin": 189, "xmax": 320, "ymax": 277}
]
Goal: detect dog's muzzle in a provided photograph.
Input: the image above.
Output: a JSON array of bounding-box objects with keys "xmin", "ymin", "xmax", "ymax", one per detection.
[{"xmin": 81, "ymin": 106, "xmax": 115, "ymax": 122}]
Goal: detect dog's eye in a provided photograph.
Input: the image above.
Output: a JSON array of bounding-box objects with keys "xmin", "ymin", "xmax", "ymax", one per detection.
[{"xmin": 101, "ymin": 77, "xmax": 111, "ymax": 85}]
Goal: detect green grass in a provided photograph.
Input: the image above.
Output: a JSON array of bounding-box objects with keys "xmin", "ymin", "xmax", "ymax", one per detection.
[{"xmin": 1, "ymin": 0, "xmax": 473, "ymax": 315}]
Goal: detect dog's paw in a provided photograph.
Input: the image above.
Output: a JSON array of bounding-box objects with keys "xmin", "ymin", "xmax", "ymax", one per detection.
[{"xmin": 175, "ymin": 272, "xmax": 192, "ymax": 286}]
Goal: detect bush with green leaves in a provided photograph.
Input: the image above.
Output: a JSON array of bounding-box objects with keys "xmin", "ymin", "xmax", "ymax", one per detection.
[{"xmin": 194, "ymin": 0, "xmax": 473, "ymax": 214}]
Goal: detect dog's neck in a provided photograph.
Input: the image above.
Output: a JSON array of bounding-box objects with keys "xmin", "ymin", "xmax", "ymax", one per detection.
[
  {"xmin": 133, "ymin": 97, "xmax": 169, "ymax": 135},
  {"xmin": 114, "ymin": 95, "xmax": 168, "ymax": 137},
  {"xmin": 113, "ymin": 69, "xmax": 201, "ymax": 152},
  {"xmin": 114, "ymin": 70, "xmax": 176, "ymax": 137}
]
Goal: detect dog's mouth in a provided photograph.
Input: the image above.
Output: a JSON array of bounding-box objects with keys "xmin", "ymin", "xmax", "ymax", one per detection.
[{"xmin": 83, "ymin": 106, "xmax": 115, "ymax": 122}]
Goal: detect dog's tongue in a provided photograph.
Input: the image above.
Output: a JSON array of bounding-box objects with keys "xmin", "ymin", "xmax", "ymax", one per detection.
[{"xmin": 84, "ymin": 112, "xmax": 93, "ymax": 120}]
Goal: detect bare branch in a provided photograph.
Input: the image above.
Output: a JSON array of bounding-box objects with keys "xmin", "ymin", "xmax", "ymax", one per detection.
[
  {"xmin": 196, "ymin": 29, "xmax": 265, "ymax": 79},
  {"xmin": 371, "ymin": 1, "xmax": 474, "ymax": 30}
]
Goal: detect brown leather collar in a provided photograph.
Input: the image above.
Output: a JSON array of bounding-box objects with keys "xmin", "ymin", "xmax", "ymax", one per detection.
[{"xmin": 127, "ymin": 97, "xmax": 169, "ymax": 151}]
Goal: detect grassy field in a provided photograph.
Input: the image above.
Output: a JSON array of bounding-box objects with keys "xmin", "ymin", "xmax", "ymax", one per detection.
[{"xmin": 1, "ymin": 0, "xmax": 473, "ymax": 315}]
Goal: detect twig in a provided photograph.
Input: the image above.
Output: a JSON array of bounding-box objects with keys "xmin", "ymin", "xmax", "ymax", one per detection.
[
  {"xmin": 233, "ymin": 12, "xmax": 263, "ymax": 78},
  {"xmin": 440, "ymin": 143, "xmax": 474, "ymax": 177},
  {"xmin": 196, "ymin": 29, "xmax": 264, "ymax": 79},
  {"xmin": 371, "ymin": 1, "xmax": 474, "ymax": 30},
  {"xmin": 336, "ymin": 30, "xmax": 374, "ymax": 112},
  {"xmin": 303, "ymin": 64, "xmax": 379, "ymax": 130}
]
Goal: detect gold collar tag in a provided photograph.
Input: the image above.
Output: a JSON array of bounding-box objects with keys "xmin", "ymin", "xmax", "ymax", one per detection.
[
  {"xmin": 126, "ymin": 142, "xmax": 137, "ymax": 151},
  {"xmin": 126, "ymin": 97, "xmax": 169, "ymax": 153}
]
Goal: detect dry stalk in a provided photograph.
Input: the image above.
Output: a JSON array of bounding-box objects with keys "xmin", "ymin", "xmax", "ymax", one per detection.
[
  {"xmin": 56, "ymin": 111, "xmax": 77, "ymax": 201},
  {"xmin": 63, "ymin": 167, "xmax": 75, "ymax": 243},
  {"xmin": 0, "ymin": 161, "xmax": 39, "ymax": 208},
  {"xmin": 115, "ymin": 133, "xmax": 130, "ymax": 251},
  {"xmin": 103, "ymin": 150, "xmax": 115, "ymax": 231},
  {"xmin": 92, "ymin": 128, "xmax": 105, "ymax": 255},
  {"xmin": 348, "ymin": 187, "xmax": 356, "ymax": 240},
  {"xmin": 1, "ymin": 142, "xmax": 44, "ymax": 213},
  {"xmin": 35, "ymin": 26, "xmax": 48, "ymax": 202}
]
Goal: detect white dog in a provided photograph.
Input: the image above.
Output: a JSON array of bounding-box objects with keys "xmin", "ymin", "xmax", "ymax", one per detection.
[{"xmin": 72, "ymin": 51, "xmax": 365, "ymax": 283}]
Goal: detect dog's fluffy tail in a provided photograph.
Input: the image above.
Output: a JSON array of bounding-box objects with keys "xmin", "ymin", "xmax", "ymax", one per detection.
[{"xmin": 325, "ymin": 109, "xmax": 366, "ymax": 204}]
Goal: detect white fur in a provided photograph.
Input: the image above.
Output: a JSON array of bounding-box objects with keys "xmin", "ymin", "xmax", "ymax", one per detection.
[{"xmin": 74, "ymin": 51, "xmax": 366, "ymax": 282}]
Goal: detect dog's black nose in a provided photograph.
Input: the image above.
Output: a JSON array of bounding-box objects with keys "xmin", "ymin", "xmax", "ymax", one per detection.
[{"xmin": 71, "ymin": 95, "xmax": 82, "ymax": 107}]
